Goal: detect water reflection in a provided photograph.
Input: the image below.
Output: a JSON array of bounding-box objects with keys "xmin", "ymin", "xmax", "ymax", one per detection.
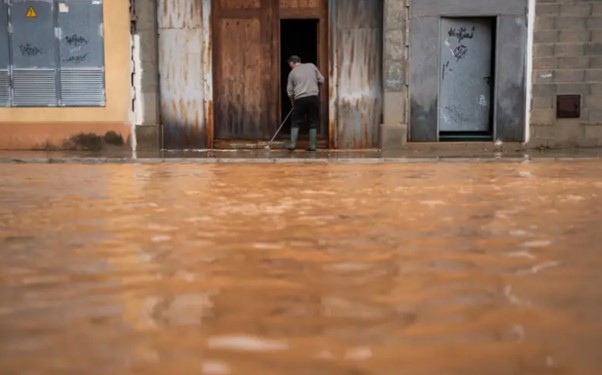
[{"xmin": 1, "ymin": 162, "xmax": 602, "ymax": 374}]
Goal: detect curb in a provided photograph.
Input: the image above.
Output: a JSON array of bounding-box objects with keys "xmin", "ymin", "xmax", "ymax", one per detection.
[{"xmin": 2, "ymin": 156, "xmax": 602, "ymax": 164}]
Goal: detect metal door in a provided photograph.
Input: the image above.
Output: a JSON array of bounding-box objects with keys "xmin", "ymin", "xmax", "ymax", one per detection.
[
  {"xmin": 157, "ymin": 0, "xmax": 206, "ymax": 150},
  {"xmin": 10, "ymin": 0, "xmax": 58, "ymax": 106},
  {"xmin": 439, "ymin": 18, "xmax": 493, "ymax": 133},
  {"xmin": 213, "ymin": 0, "xmax": 276, "ymax": 140},
  {"xmin": 334, "ymin": 0, "xmax": 383, "ymax": 149},
  {"xmin": 57, "ymin": 0, "xmax": 105, "ymax": 106},
  {"xmin": 0, "ymin": 0, "xmax": 9, "ymax": 106}
]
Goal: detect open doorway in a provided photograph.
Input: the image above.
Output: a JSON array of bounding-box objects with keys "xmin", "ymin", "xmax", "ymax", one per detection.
[{"xmin": 280, "ymin": 19, "xmax": 318, "ymax": 137}]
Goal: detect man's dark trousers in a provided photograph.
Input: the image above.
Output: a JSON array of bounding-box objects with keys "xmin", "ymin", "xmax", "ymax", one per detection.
[{"xmin": 289, "ymin": 95, "xmax": 319, "ymax": 151}]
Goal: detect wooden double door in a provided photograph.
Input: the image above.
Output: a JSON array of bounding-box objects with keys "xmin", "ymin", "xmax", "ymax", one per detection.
[{"xmin": 212, "ymin": 0, "xmax": 328, "ymax": 143}]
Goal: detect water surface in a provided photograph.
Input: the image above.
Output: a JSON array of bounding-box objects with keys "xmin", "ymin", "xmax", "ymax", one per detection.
[{"xmin": 1, "ymin": 162, "xmax": 601, "ymax": 375}]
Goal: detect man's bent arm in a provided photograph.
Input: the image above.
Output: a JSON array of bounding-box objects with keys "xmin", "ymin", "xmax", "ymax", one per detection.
[
  {"xmin": 287, "ymin": 73, "xmax": 295, "ymax": 98},
  {"xmin": 315, "ymin": 65, "xmax": 325, "ymax": 85}
]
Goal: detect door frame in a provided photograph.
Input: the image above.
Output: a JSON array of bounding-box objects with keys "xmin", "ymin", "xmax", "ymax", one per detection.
[
  {"xmin": 202, "ymin": 0, "xmax": 214, "ymax": 149},
  {"xmin": 204, "ymin": 0, "xmax": 336, "ymax": 149},
  {"xmin": 327, "ymin": 0, "xmax": 337, "ymax": 149},
  {"xmin": 278, "ymin": 7, "xmax": 329, "ymax": 143}
]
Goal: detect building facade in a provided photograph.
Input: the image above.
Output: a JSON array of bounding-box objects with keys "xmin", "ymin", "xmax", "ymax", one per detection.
[
  {"xmin": 530, "ymin": 0, "xmax": 602, "ymax": 148},
  {"xmin": 0, "ymin": 0, "xmax": 131, "ymax": 150},
  {"xmin": 0, "ymin": 0, "xmax": 601, "ymax": 150}
]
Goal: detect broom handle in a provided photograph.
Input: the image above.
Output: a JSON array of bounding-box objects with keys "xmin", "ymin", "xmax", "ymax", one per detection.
[{"xmin": 268, "ymin": 108, "xmax": 294, "ymax": 144}]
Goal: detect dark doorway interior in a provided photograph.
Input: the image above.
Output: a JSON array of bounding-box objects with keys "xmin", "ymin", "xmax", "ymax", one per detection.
[{"xmin": 280, "ymin": 19, "xmax": 318, "ymax": 136}]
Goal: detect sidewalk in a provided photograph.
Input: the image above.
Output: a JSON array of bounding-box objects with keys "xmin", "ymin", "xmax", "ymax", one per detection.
[{"xmin": 1, "ymin": 144, "xmax": 602, "ymax": 164}]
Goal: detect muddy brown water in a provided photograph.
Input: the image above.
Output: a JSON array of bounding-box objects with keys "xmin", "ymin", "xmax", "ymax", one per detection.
[{"xmin": 1, "ymin": 162, "xmax": 601, "ymax": 375}]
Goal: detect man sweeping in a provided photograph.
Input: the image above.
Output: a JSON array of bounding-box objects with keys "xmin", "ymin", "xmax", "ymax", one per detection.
[{"xmin": 286, "ymin": 55, "xmax": 324, "ymax": 152}]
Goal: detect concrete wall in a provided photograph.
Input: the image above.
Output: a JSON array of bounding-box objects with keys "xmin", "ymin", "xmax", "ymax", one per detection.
[
  {"xmin": 0, "ymin": 1, "xmax": 132, "ymax": 150},
  {"xmin": 407, "ymin": 0, "xmax": 529, "ymax": 143},
  {"xmin": 530, "ymin": 0, "xmax": 602, "ymax": 148}
]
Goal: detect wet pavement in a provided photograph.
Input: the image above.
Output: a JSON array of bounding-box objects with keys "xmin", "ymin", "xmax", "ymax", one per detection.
[
  {"xmin": 1, "ymin": 161, "xmax": 602, "ymax": 375},
  {"xmin": 2, "ymin": 145, "xmax": 602, "ymax": 164}
]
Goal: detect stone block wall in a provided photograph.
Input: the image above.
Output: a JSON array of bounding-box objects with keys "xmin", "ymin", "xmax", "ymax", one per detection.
[
  {"xmin": 131, "ymin": 0, "xmax": 161, "ymax": 150},
  {"xmin": 381, "ymin": 0, "xmax": 410, "ymax": 151},
  {"xmin": 531, "ymin": 0, "xmax": 602, "ymax": 147}
]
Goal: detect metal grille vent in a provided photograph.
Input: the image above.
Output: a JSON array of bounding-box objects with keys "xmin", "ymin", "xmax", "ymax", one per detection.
[
  {"xmin": 60, "ymin": 69, "xmax": 105, "ymax": 106},
  {"xmin": 0, "ymin": 70, "xmax": 9, "ymax": 107},
  {"xmin": 12, "ymin": 69, "xmax": 58, "ymax": 107}
]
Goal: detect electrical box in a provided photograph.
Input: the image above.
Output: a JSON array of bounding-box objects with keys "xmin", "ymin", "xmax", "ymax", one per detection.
[
  {"xmin": 0, "ymin": 0, "xmax": 105, "ymax": 107},
  {"xmin": 0, "ymin": 0, "xmax": 10, "ymax": 106},
  {"xmin": 557, "ymin": 95, "xmax": 581, "ymax": 119}
]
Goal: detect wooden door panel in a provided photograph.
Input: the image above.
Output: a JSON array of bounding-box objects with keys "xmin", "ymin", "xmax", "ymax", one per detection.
[
  {"xmin": 214, "ymin": 0, "xmax": 272, "ymax": 140},
  {"xmin": 214, "ymin": 0, "xmax": 329, "ymax": 143},
  {"xmin": 221, "ymin": 0, "xmax": 261, "ymax": 9},
  {"xmin": 216, "ymin": 19, "xmax": 264, "ymax": 138},
  {"xmin": 280, "ymin": 0, "xmax": 321, "ymax": 9}
]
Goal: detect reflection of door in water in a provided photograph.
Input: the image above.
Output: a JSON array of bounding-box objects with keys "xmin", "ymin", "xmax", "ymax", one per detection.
[{"xmin": 439, "ymin": 18, "xmax": 494, "ymax": 136}]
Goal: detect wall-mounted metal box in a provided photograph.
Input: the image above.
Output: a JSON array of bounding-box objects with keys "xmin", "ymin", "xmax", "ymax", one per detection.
[
  {"xmin": 557, "ymin": 95, "xmax": 581, "ymax": 119},
  {"xmin": 0, "ymin": 0, "xmax": 10, "ymax": 107}
]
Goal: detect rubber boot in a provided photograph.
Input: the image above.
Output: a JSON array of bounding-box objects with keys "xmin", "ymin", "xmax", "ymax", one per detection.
[
  {"xmin": 287, "ymin": 127, "xmax": 299, "ymax": 151},
  {"xmin": 307, "ymin": 129, "xmax": 317, "ymax": 152}
]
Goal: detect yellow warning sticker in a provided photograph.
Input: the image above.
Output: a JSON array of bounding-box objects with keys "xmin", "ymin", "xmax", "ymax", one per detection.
[{"xmin": 26, "ymin": 7, "xmax": 37, "ymax": 18}]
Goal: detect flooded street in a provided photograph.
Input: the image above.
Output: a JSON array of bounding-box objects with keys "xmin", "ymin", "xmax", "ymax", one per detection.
[{"xmin": 1, "ymin": 161, "xmax": 602, "ymax": 375}]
